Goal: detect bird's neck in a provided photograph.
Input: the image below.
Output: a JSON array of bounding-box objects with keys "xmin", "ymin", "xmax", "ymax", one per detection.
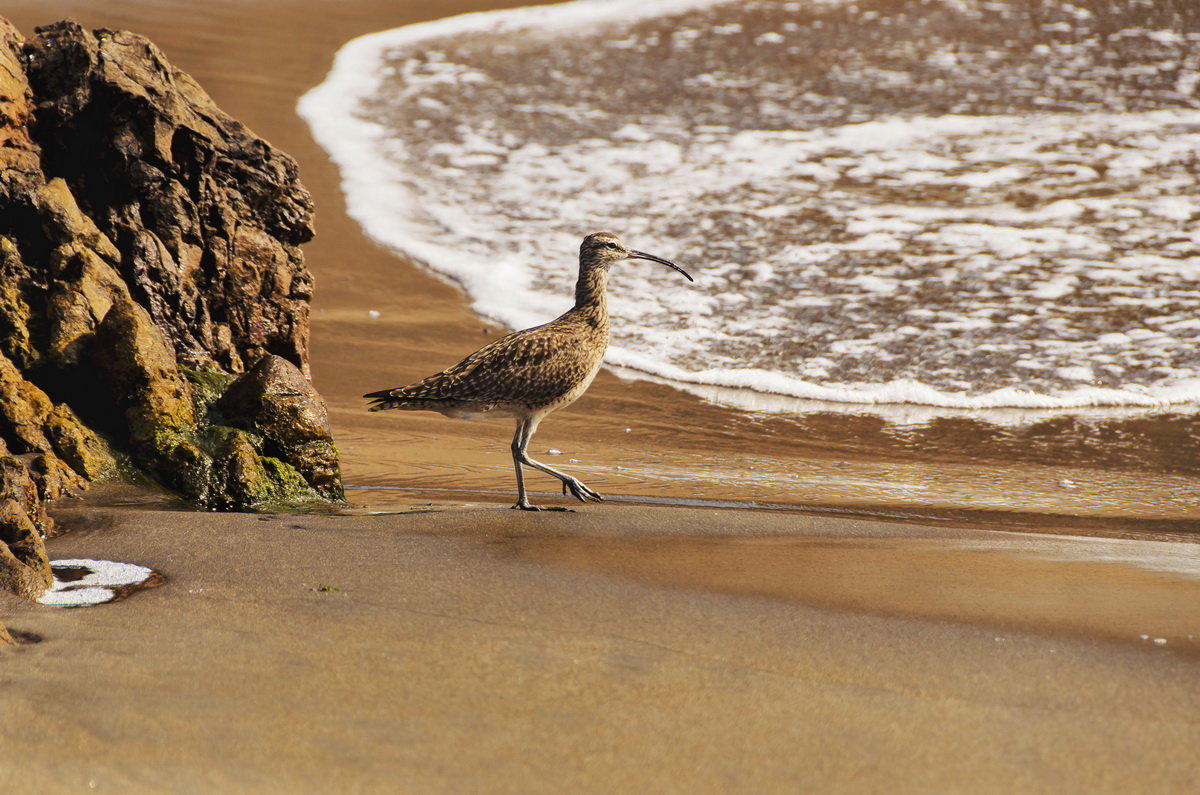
[{"xmin": 573, "ymin": 266, "xmax": 609, "ymax": 314}]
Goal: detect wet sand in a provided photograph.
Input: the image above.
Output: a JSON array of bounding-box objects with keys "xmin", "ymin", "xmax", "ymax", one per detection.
[
  {"xmin": 2, "ymin": 503, "xmax": 1200, "ymax": 792},
  {"xmin": 3, "ymin": 0, "xmax": 1200, "ymax": 790}
]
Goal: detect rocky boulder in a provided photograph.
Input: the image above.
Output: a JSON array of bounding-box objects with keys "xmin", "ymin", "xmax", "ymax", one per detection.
[
  {"xmin": 0, "ymin": 18, "xmax": 343, "ymax": 607},
  {"xmin": 216, "ymin": 356, "xmax": 341, "ymax": 499},
  {"xmin": 23, "ymin": 19, "xmax": 315, "ymax": 375}
]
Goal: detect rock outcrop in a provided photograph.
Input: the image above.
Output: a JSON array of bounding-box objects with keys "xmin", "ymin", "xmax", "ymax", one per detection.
[{"xmin": 0, "ymin": 18, "xmax": 342, "ymax": 606}]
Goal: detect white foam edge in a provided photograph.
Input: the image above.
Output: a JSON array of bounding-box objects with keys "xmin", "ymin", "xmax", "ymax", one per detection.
[
  {"xmin": 299, "ymin": 0, "xmax": 1200, "ymax": 415},
  {"xmin": 608, "ymin": 358, "xmax": 1200, "ymax": 421},
  {"xmin": 296, "ymin": 0, "xmax": 731, "ymax": 324},
  {"xmin": 298, "ymin": 0, "xmax": 728, "ymax": 138}
]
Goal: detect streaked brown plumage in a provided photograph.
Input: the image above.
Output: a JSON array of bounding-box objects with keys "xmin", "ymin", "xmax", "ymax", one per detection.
[{"xmin": 365, "ymin": 231, "xmax": 692, "ymax": 510}]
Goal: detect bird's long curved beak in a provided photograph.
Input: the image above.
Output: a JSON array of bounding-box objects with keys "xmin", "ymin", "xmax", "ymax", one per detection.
[{"xmin": 629, "ymin": 250, "xmax": 694, "ymax": 282}]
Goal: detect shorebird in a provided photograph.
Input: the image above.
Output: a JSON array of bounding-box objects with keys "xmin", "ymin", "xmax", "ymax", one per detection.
[{"xmin": 364, "ymin": 232, "xmax": 693, "ymax": 511}]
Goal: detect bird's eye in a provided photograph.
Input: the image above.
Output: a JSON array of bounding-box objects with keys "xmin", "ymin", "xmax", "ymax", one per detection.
[{"xmin": 603, "ymin": 242, "xmax": 617, "ymax": 249}]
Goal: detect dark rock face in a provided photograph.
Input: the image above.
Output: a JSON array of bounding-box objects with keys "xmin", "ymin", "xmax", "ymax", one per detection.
[
  {"xmin": 0, "ymin": 18, "xmax": 342, "ymax": 604},
  {"xmin": 23, "ymin": 20, "xmax": 315, "ymax": 376}
]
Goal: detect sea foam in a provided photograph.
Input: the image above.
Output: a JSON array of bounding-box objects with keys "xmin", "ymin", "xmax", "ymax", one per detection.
[
  {"xmin": 38, "ymin": 559, "xmax": 156, "ymax": 608},
  {"xmin": 300, "ymin": 0, "xmax": 1200, "ymax": 411}
]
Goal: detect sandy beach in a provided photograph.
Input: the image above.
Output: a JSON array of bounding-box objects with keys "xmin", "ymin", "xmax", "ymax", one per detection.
[
  {"xmin": 3, "ymin": 502, "xmax": 1200, "ymax": 792},
  {"xmin": 2, "ymin": 0, "xmax": 1200, "ymax": 790}
]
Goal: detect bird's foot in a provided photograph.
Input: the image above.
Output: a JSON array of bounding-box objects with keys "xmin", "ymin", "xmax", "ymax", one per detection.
[
  {"xmin": 510, "ymin": 502, "xmax": 574, "ymax": 512},
  {"xmin": 560, "ymin": 477, "xmax": 604, "ymax": 504}
]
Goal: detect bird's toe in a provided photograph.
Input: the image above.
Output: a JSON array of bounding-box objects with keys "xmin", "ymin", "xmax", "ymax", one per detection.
[{"xmin": 564, "ymin": 478, "xmax": 603, "ymax": 504}]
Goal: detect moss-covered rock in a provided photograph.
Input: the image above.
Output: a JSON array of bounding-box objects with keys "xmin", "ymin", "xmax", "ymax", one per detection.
[
  {"xmin": 152, "ymin": 429, "xmax": 213, "ymax": 504},
  {"xmin": 203, "ymin": 426, "xmax": 320, "ymax": 509},
  {"xmin": 183, "ymin": 367, "xmax": 237, "ymax": 423},
  {"xmin": 208, "ymin": 427, "xmax": 267, "ymax": 509},
  {"xmin": 217, "ymin": 355, "xmax": 343, "ymax": 500}
]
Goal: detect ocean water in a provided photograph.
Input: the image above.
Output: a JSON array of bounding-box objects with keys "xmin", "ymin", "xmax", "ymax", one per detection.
[{"xmin": 300, "ymin": 0, "xmax": 1200, "ymax": 411}]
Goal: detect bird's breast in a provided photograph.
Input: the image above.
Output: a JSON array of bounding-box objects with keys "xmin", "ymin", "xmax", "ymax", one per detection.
[{"xmin": 541, "ymin": 355, "xmax": 604, "ymax": 413}]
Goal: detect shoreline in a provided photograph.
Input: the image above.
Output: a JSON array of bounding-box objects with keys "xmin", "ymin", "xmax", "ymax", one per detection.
[
  {"xmin": 9, "ymin": 0, "xmax": 1198, "ymax": 528},
  {"xmin": 343, "ymin": 485, "xmax": 1200, "ymax": 541}
]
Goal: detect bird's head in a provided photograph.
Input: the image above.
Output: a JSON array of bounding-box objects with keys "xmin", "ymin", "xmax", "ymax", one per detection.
[{"xmin": 579, "ymin": 232, "xmax": 693, "ymax": 281}]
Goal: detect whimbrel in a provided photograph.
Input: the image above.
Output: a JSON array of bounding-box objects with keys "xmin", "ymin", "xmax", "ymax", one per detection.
[{"xmin": 364, "ymin": 232, "xmax": 693, "ymax": 511}]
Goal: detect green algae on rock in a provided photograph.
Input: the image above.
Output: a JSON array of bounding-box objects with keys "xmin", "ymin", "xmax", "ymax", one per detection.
[{"xmin": 217, "ymin": 356, "xmax": 342, "ymax": 500}]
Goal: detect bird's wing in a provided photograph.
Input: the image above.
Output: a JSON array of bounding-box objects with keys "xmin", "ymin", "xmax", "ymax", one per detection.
[{"xmin": 382, "ymin": 322, "xmax": 599, "ymax": 405}]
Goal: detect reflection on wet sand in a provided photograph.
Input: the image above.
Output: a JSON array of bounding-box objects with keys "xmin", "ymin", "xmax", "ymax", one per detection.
[
  {"xmin": 340, "ymin": 393, "xmax": 1200, "ymax": 532},
  {"xmin": 509, "ymin": 531, "xmax": 1200, "ymax": 655}
]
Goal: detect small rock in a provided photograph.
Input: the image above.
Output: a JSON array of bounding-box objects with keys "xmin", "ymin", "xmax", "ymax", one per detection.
[{"xmin": 217, "ymin": 355, "xmax": 342, "ymax": 498}]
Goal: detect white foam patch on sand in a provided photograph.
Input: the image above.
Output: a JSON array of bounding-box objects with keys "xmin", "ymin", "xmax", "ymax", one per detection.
[
  {"xmin": 38, "ymin": 559, "xmax": 155, "ymax": 608},
  {"xmin": 300, "ymin": 0, "xmax": 1200, "ymax": 411}
]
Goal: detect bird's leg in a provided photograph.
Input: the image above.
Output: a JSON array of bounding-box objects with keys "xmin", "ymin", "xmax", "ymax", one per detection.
[
  {"xmin": 509, "ymin": 419, "xmax": 573, "ymax": 511},
  {"xmin": 510, "ymin": 422, "xmax": 534, "ymax": 510},
  {"xmin": 513, "ymin": 419, "xmax": 603, "ymax": 506}
]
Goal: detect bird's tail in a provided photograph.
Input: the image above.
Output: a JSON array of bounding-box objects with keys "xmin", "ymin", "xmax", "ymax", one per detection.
[
  {"xmin": 363, "ymin": 388, "xmax": 410, "ymax": 412},
  {"xmin": 363, "ymin": 387, "xmax": 443, "ymax": 412}
]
